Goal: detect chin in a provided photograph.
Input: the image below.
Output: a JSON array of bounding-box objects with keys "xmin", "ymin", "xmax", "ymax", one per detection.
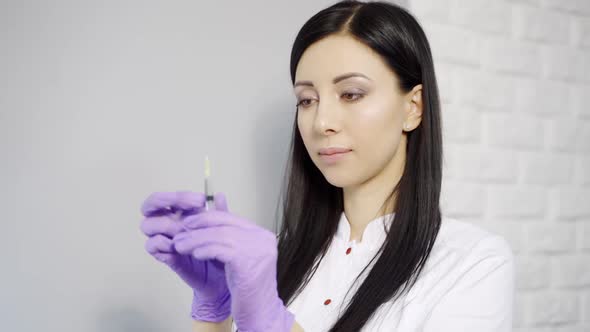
[{"xmin": 320, "ymin": 168, "xmax": 358, "ymax": 188}]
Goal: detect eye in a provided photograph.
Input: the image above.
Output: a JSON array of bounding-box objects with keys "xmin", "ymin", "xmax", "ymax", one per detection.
[
  {"xmin": 296, "ymin": 92, "xmax": 364, "ymax": 109},
  {"xmin": 342, "ymin": 92, "xmax": 364, "ymax": 102},
  {"xmin": 296, "ymin": 98, "xmax": 315, "ymax": 109}
]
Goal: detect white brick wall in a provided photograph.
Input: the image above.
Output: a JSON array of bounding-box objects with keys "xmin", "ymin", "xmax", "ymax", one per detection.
[{"xmin": 409, "ymin": 0, "xmax": 590, "ymax": 330}]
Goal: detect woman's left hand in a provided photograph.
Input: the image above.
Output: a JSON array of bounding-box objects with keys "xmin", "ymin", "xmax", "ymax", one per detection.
[{"xmin": 172, "ymin": 210, "xmax": 295, "ymax": 332}]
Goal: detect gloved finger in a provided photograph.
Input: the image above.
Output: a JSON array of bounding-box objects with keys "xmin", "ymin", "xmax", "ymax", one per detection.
[
  {"xmin": 153, "ymin": 252, "xmax": 176, "ymax": 264},
  {"xmin": 172, "ymin": 227, "xmax": 235, "ymax": 255},
  {"xmin": 213, "ymin": 192, "xmax": 228, "ymax": 212},
  {"xmin": 140, "ymin": 215, "xmax": 187, "ymax": 237},
  {"xmin": 145, "ymin": 234, "xmax": 175, "ymax": 254},
  {"xmin": 140, "ymin": 191, "xmax": 206, "ymax": 217},
  {"xmin": 191, "ymin": 244, "xmax": 233, "ymax": 264}
]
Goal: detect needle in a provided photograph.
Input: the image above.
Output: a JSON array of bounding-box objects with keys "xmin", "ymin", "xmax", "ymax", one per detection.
[
  {"xmin": 173, "ymin": 156, "xmax": 212, "ymax": 227},
  {"xmin": 204, "ymin": 155, "xmax": 213, "ymax": 211}
]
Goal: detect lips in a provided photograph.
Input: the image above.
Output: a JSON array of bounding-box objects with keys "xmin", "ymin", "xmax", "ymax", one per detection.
[{"xmin": 319, "ymin": 147, "xmax": 352, "ymax": 155}]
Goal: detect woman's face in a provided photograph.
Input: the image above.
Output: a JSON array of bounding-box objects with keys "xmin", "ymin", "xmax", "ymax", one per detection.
[{"xmin": 294, "ymin": 33, "xmax": 421, "ymax": 188}]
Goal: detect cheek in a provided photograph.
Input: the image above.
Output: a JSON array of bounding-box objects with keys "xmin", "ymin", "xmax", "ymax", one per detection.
[
  {"xmin": 297, "ymin": 112, "xmax": 313, "ymax": 152},
  {"xmin": 352, "ymin": 103, "xmax": 403, "ymax": 167},
  {"xmin": 297, "ymin": 112, "xmax": 307, "ymax": 139},
  {"xmin": 353, "ymin": 101, "xmax": 401, "ymax": 146},
  {"xmin": 355, "ymin": 121, "xmax": 400, "ymax": 162}
]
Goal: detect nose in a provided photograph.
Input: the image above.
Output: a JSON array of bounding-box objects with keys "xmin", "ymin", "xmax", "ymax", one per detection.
[{"xmin": 313, "ymin": 98, "xmax": 342, "ymax": 136}]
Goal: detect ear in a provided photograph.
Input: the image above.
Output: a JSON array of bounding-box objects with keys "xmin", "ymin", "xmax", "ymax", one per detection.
[{"xmin": 403, "ymin": 84, "xmax": 423, "ymax": 131}]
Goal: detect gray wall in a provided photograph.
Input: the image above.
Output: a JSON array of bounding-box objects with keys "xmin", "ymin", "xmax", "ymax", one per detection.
[{"xmin": 0, "ymin": 0, "xmax": 341, "ymax": 330}]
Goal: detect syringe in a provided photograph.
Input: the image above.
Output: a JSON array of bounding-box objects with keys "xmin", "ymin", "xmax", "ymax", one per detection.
[
  {"xmin": 204, "ymin": 155, "xmax": 214, "ymax": 211},
  {"xmin": 173, "ymin": 156, "xmax": 213, "ymax": 223}
]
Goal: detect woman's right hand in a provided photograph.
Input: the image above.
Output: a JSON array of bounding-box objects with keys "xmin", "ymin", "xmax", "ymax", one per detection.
[{"xmin": 139, "ymin": 191, "xmax": 231, "ymax": 322}]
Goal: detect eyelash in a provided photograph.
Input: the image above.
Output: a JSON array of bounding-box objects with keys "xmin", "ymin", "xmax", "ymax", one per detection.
[{"xmin": 295, "ymin": 92, "xmax": 365, "ymax": 109}]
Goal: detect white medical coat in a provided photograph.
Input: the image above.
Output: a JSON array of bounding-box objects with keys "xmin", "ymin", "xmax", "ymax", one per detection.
[{"xmin": 232, "ymin": 212, "xmax": 515, "ymax": 331}]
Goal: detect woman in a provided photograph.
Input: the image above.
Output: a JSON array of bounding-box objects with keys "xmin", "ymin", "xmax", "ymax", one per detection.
[{"xmin": 139, "ymin": 1, "xmax": 515, "ymax": 331}]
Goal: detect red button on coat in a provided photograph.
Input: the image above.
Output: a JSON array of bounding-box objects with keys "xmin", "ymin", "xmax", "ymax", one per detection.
[
  {"xmin": 324, "ymin": 299, "xmax": 332, "ymax": 305},
  {"xmin": 346, "ymin": 247, "xmax": 352, "ymax": 255}
]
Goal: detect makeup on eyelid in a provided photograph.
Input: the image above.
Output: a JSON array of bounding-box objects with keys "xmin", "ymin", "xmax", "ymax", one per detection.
[
  {"xmin": 296, "ymin": 91, "xmax": 365, "ymax": 108},
  {"xmin": 294, "ymin": 76, "xmax": 371, "ymax": 94},
  {"xmin": 296, "ymin": 87, "xmax": 367, "ymax": 100}
]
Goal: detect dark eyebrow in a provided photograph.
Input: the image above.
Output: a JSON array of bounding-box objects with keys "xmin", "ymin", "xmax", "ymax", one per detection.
[{"xmin": 293, "ymin": 72, "xmax": 371, "ymax": 88}]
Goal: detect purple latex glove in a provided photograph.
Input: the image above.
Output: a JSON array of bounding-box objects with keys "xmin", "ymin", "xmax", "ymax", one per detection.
[
  {"xmin": 172, "ymin": 210, "xmax": 295, "ymax": 332},
  {"xmin": 139, "ymin": 191, "xmax": 231, "ymax": 322}
]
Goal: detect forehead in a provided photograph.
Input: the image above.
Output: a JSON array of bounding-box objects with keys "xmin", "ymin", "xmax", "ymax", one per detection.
[{"xmin": 294, "ymin": 34, "xmax": 397, "ymax": 85}]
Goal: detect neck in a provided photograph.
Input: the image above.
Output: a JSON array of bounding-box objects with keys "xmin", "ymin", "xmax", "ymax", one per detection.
[{"xmin": 342, "ymin": 138, "xmax": 406, "ymax": 242}]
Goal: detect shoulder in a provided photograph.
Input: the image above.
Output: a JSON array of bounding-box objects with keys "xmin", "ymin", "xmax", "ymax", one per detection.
[
  {"xmin": 406, "ymin": 217, "xmax": 516, "ymax": 330},
  {"xmin": 434, "ymin": 216, "xmax": 514, "ymax": 261},
  {"xmin": 407, "ymin": 216, "xmax": 515, "ymax": 299},
  {"xmin": 400, "ymin": 216, "xmax": 515, "ymax": 310}
]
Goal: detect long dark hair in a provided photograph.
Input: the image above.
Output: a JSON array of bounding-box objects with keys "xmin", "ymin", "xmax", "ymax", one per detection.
[{"xmin": 274, "ymin": 1, "xmax": 443, "ymax": 331}]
